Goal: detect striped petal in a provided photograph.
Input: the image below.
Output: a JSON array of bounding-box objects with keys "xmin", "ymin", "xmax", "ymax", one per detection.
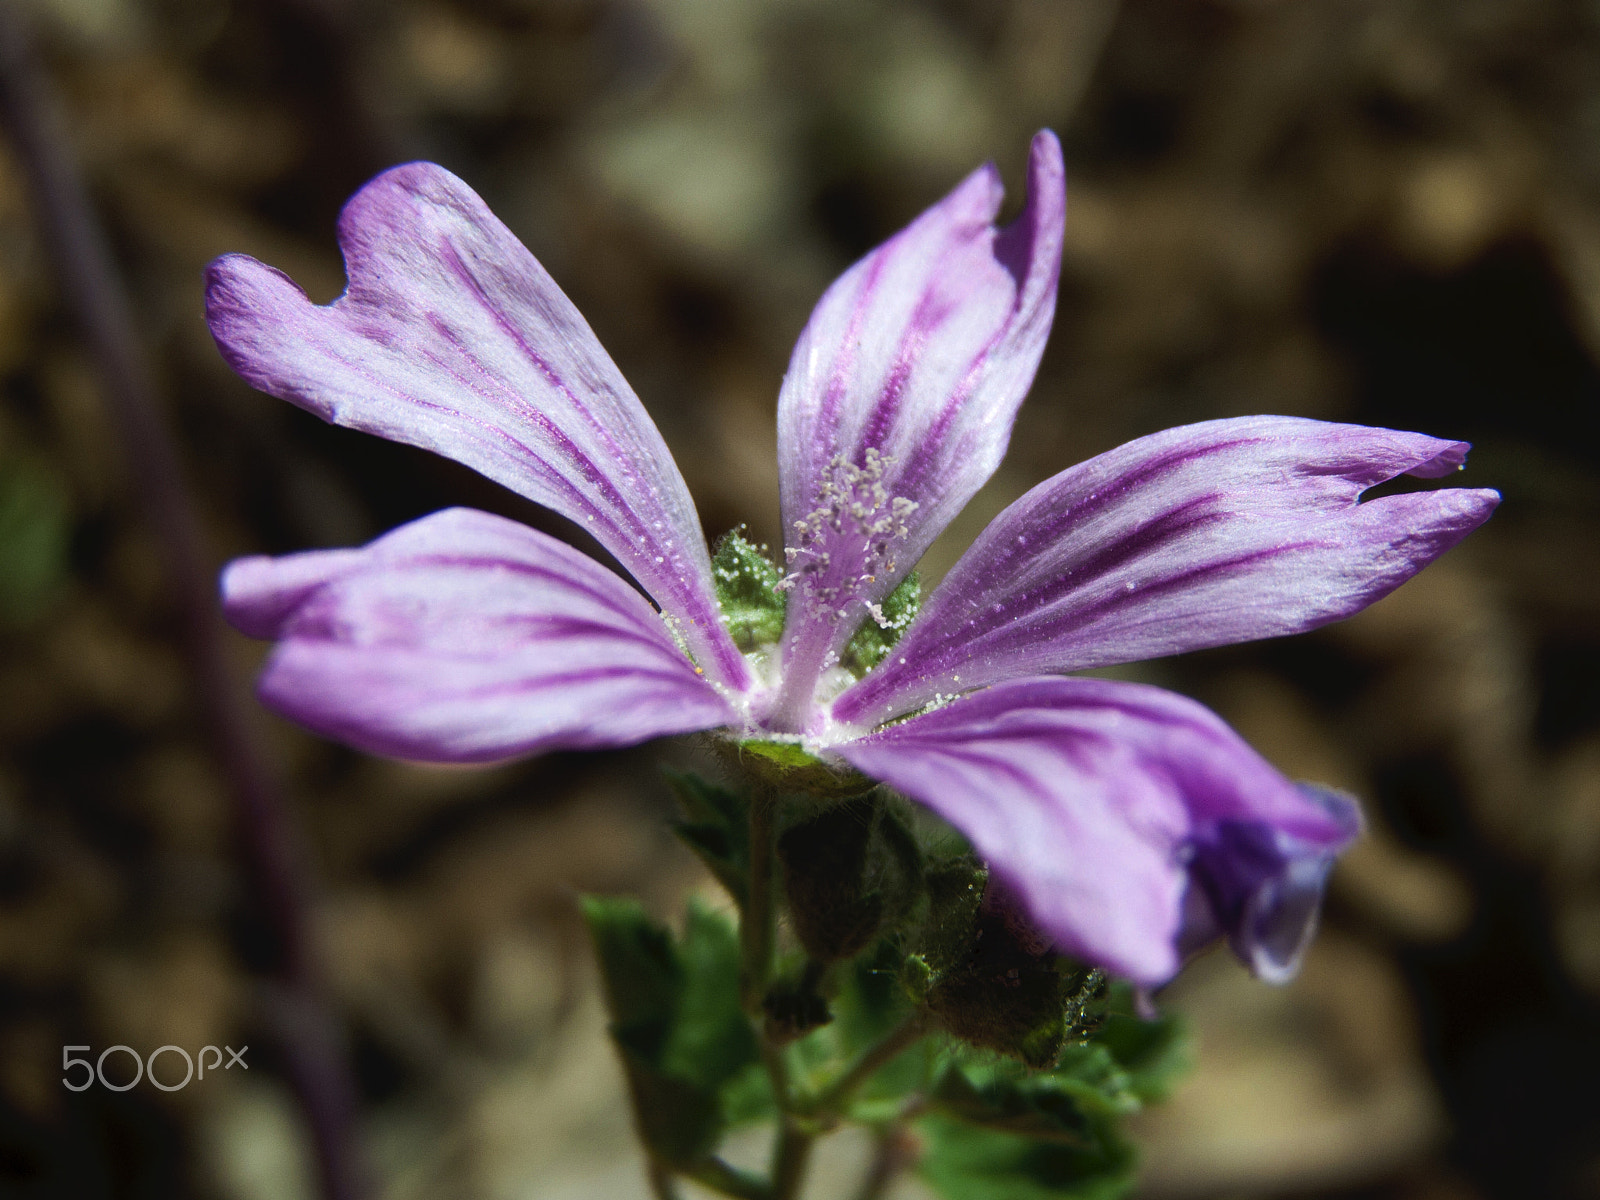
[
  {"xmin": 833, "ymin": 417, "xmax": 1500, "ymax": 729},
  {"xmin": 1179, "ymin": 784, "xmax": 1362, "ymax": 984},
  {"xmin": 832, "ymin": 677, "xmax": 1358, "ymax": 985},
  {"xmin": 767, "ymin": 130, "xmax": 1065, "ymax": 728},
  {"xmin": 221, "ymin": 508, "xmax": 735, "ymax": 763},
  {"xmin": 205, "ymin": 164, "xmax": 747, "ymax": 690}
]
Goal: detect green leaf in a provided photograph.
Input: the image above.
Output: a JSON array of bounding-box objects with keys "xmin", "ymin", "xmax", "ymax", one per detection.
[
  {"xmin": 930, "ymin": 1061, "xmax": 1100, "ymax": 1145},
  {"xmin": 842, "ymin": 571, "xmax": 920, "ymax": 674},
  {"xmin": 1044, "ymin": 1044, "xmax": 1140, "ymax": 1117},
  {"xmin": 666, "ymin": 771, "xmax": 749, "ymax": 907},
  {"xmin": 784, "ymin": 943, "xmax": 930, "ymax": 1116},
  {"xmin": 1096, "ymin": 987, "xmax": 1189, "ymax": 1104},
  {"xmin": 918, "ymin": 986, "xmax": 1188, "ymax": 1197},
  {"xmin": 616, "ymin": 1052, "xmax": 725, "ymax": 1166},
  {"xmin": 712, "ymin": 527, "xmax": 785, "ymax": 650},
  {"xmin": 717, "ymin": 1060, "xmax": 777, "ymax": 1127},
  {"xmin": 663, "ymin": 902, "xmax": 758, "ymax": 1088},
  {"xmin": 581, "ymin": 897, "xmax": 762, "ymax": 1165},
  {"xmin": 582, "ymin": 895, "xmax": 680, "ymax": 1060},
  {"xmin": 916, "ymin": 1113, "xmax": 1137, "ymax": 1200}
]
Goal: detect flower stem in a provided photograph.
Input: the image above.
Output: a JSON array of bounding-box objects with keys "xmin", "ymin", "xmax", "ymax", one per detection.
[
  {"xmin": 737, "ymin": 783, "xmax": 816, "ymax": 1199},
  {"xmin": 646, "ymin": 1159, "xmax": 683, "ymax": 1200},
  {"xmin": 770, "ymin": 1117, "xmax": 814, "ymax": 1200},
  {"xmin": 742, "ymin": 785, "xmax": 779, "ymax": 1017},
  {"xmin": 0, "ymin": 10, "xmax": 364, "ymax": 1200},
  {"xmin": 807, "ymin": 1016, "xmax": 928, "ymax": 1120},
  {"xmin": 685, "ymin": 1156, "xmax": 774, "ymax": 1200},
  {"xmin": 852, "ymin": 1123, "xmax": 918, "ymax": 1200}
]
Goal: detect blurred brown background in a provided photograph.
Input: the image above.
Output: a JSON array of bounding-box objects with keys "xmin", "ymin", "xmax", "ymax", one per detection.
[{"xmin": 1, "ymin": 0, "xmax": 1597, "ymax": 1197}]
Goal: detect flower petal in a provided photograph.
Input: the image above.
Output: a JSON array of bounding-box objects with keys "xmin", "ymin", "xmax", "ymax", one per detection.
[
  {"xmin": 832, "ymin": 676, "xmax": 1357, "ymax": 985},
  {"xmin": 833, "ymin": 417, "xmax": 1500, "ymax": 728},
  {"xmin": 768, "ymin": 131, "xmax": 1065, "ymax": 726},
  {"xmin": 221, "ymin": 508, "xmax": 736, "ymax": 763},
  {"xmin": 1181, "ymin": 784, "xmax": 1362, "ymax": 983},
  {"xmin": 205, "ymin": 164, "xmax": 747, "ymax": 690}
]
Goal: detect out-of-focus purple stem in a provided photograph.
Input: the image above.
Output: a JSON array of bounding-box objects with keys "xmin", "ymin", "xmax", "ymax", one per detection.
[{"xmin": 0, "ymin": 11, "xmax": 365, "ymax": 1200}]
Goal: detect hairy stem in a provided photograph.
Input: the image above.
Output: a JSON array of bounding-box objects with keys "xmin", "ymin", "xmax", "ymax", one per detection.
[
  {"xmin": 770, "ymin": 1117, "xmax": 815, "ymax": 1200},
  {"xmin": 852, "ymin": 1124, "xmax": 919, "ymax": 1200},
  {"xmin": 807, "ymin": 1016, "xmax": 928, "ymax": 1120},
  {"xmin": 646, "ymin": 1159, "xmax": 683, "ymax": 1200},
  {"xmin": 0, "ymin": 10, "xmax": 364, "ymax": 1200},
  {"xmin": 685, "ymin": 1156, "xmax": 774, "ymax": 1200},
  {"xmin": 737, "ymin": 785, "xmax": 816, "ymax": 1199},
  {"xmin": 743, "ymin": 786, "xmax": 779, "ymax": 1017}
]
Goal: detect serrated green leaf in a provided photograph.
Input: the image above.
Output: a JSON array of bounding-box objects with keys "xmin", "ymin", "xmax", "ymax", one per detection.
[
  {"xmin": 581, "ymin": 897, "xmax": 761, "ymax": 1165},
  {"xmin": 916, "ymin": 1112, "xmax": 1137, "ymax": 1200},
  {"xmin": 930, "ymin": 1062, "xmax": 1099, "ymax": 1145},
  {"xmin": 1045, "ymin": 1044, "xmax": 1139, "ymax": 1117},
  {"xmin": 1096, "ymin": 988, "xmax": 1189, "ymax": 1104},
  {"xmin": 666, "ymin": 771, "xmax": 749, "ymax": 907},
  {"xmin": 582, "ymin": 895, "xmax": 680, "ymax": 1058},
  {"xmin": 664, "ymin": 902, "xmax": 758, "ymax": 1088}
]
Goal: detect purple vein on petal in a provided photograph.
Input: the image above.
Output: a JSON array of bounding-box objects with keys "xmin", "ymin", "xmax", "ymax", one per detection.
[
  {"xmin": 769, "ymin": 130, "xmax": 1067, "ymax": 728},
  {"xmin": 834, "ymin": 676, "xmax": 1357, "ymax": 984},
  {"xmin": 204, "ymin": 162, "xmax": 749, "ymax": 691},
  {"xmin": 228, "ymin": 508, "xmax": 735, "ymax": 763},
  {"xmin": 832, "ymin": 416, "xmax": 1501, "ymax": 729}
]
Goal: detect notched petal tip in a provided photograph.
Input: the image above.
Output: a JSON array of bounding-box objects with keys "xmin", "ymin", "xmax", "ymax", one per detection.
[
  {"xmin": 944, "ymin": 158, "xmax": 1007, "ymax": 228},
  {"xmin": 220, "ymin": 546, "xmax": 363, "ymax": 640},
  {"xmin": 1403, "ymin": 437, "xmax": 1471, "ymax": 479},
  {"xmin": 333, "ymin": 161, "xmax": 479, "ymax": 256},
  {"xmin": 202, "ymin": 161, "xmax": 750, "ymax": 692},
  {"xmin": 771, "ymin": 131, "xmax": 1067, "ymax": 722},
  {"xmin": 993, "ymin": 129, "xmax": 1066, "ymax": 289}
]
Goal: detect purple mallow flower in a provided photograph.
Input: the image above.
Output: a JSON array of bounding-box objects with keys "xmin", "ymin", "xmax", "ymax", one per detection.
[{"xmin": 207, "ymin": 131, "xmax": 1497, "ymax": 987}]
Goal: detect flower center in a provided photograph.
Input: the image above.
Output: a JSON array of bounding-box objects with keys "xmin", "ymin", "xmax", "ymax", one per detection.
[{"xmin": 776, "ymin": 449, "xmax": 919, "ymax": 622}]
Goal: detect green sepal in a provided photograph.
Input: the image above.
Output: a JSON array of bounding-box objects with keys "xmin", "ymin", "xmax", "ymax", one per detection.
[
  {"xmin": 842, "ymin": 571, "xmax": 921, "ymax": 675},
  {"xmin": 712, "ymin": 527, "xmax": 785, "ymax": 650},
  {"xmin": 665, "ymin": 770, "xmax": 749, "ymax": 908},
  {"xmin": 916, "ymin": 858, "xmax": 988, "ymax": 975},
  {"xmin": 724, "ymin": 738, "xmax": 874, "ymax": 798},
  {"xmin": 921, "ymin": 883, "xmax": 1107, "ymax": 1068},
  {"xmin": 581, "ymin": 896, "xmax": 762, "ymax": 1165},
  {"xmin": 778, "ymin": 795, "xmax": 922, "ymax": 963}
]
